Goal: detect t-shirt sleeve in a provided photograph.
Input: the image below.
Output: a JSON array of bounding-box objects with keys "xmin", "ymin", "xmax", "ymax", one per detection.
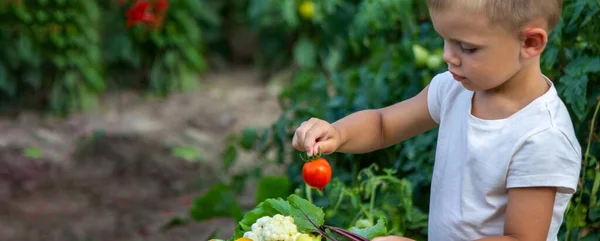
[
  {"xmin": 427, "ymin": 72, "xmax": 453, "ymax": 124},
  {"xmin": 507, "ymin": 128, "xmax": 582, "ymax": 194}
]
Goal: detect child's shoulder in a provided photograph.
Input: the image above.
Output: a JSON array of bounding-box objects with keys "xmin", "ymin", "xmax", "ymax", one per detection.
[
  {"xmin": 427, "ymin": 70, "xmax": 582, "ymax": 159},
  {"xmin": 514, "ymin": 75, "xmax": 582, "ymax": 158}
]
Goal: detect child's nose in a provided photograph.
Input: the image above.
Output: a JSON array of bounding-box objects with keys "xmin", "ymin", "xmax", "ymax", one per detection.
[{"xmin": 443, "ymin": 43, "xmax": 460, "ymax": 67}]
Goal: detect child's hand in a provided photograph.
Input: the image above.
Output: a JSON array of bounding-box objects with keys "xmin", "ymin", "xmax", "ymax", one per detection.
[{"xmin": 292, "ymin": 118, "xmax": 341, "ymax": 156}]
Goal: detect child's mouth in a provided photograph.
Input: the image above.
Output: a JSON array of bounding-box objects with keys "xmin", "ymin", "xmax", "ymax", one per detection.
[{"xmin": 451, "ymin": 72, "xmax": 467, "ymax": 82}]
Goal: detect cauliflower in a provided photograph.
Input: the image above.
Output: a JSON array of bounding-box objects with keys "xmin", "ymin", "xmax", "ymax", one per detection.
[{"xmin": 243, "ymin": 214, "xmax": 303, "ymax": 241}]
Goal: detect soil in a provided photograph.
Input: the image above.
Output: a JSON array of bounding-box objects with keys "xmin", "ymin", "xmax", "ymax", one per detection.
[{"xmin": 0, "ymin": 66, "xmax": 288, "ymax": 241}]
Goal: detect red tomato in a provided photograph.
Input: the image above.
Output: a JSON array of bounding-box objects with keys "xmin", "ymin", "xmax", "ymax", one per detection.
[{"xmin": 302, "ymin": 157, "xmax": 332, "ymax": 191}]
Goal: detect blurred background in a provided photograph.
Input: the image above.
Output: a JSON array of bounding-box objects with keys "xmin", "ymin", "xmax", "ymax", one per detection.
[{"xmin": 0, "ymin": 0, "xmax": 598, "ymax": 240}]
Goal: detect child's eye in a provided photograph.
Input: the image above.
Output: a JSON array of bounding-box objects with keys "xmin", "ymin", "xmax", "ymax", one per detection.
[{"xmin": 460, "ymin": 45, "xmax": 478, "ymax": 54}]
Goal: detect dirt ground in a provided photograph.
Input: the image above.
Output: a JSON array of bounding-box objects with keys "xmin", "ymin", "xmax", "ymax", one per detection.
[{"xmin": 0, "ymin": 67, "xmax": 287, "ymax": 241}]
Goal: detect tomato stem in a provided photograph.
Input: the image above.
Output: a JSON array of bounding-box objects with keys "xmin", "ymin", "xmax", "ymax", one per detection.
[
  {"xmin": 305, "ymin": 184, "xmax": 313, "ymax": 203},
  {"xmin": 308, "ymin": 149, "xmax": 323, "ymax": 161},
  {"xmin": 300, "ymin": 149, "xmax": 324, "ymax": 162}
]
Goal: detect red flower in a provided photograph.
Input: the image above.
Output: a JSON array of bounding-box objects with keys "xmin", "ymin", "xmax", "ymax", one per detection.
[{"xmin": 125, "ymin": 1, "xmax": 155, "ymax": 27}]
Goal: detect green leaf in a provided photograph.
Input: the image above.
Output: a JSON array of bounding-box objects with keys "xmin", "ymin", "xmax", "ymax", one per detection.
[
  {"xmin": 164, "ymin": 50, "xmax": 179, "ymax": 69},
  {"xmin": 282, "ymin": 0, "xmax": 299, "ymax": 28},
  {"xmin": 541, "ymin": 47, "xmax": 559, "ymax": 70},
  {"xmin": 294, "ymin": 36, "xmax": 317, "ymax": 68},
  {"xmin": 583, "ymin": 57, "xmax": 600, "ymax": 73},
  {"xmin": 36, "ymin": 10, "xmax": 48, "ymax": 22},
  {"xmin": 51, "ymin": 55, "xmax": 67, "ymax": 68},
  {"xmin": 190, "ymin": 184, "xmax": 243, "ymax": 222},
  {"xmin": 78, "ymin": 83, "xmax": 97, "ymax": 111},
  {"xmin": 231, "ymin": 171, "xmax": 250, "ymax": 194},
  {"xmin": 239, "ymin": 128, "xmax": 258, "ymax": 150},
  {"xmin": 222, "ymin": 144, "xmax": 237, "ymax": 171},
  {"xmin": 589, "ymin": 206, "xmax": 600, "ymax": 221},
  {"xmin": 23, "ymin": 147, "xmax": 42, "ymax": 159},
  {"xmin": 81, "ymin": 66, "xmax": 104, "ymax": 91},
  {"xmin": 289, "ymin": 194, "xmax": 325, "ymax": 233},
  {"xmin": 233, "ymin": 197, "xmax": 291, "ymax": 239},
  {"xmin": 580, "ymin": 231, "xmax": 600, "ymax": 241},
  {"xmin": 173, "ymin": 10, "xmax": 201, "ymax": 42},
  {"xmin": 184, "ymin": 49, "xmax": 206, "ymax": 71},
  {"xmin": 62, "ymin": 71, "xmax": 77, "ymax": 91},
  {"xmin": 558, "ymin": 56, "xmax": 597, "ymax": 120},
  {"xmin": 186, "ymin": 0, "xmax": 222, "ymax": 26},
  {"xmin": 256, "ymin": 176, "xmax": 291, "ymax": 204},
  {"xmin": 150, "ymin": 58, "xmax": 165, "ymax": 94},
  {"xmin": 14, "ymin": 5, "xmax": 33, "ymax": 23},
  {"xmin": 150, "ymin": 30, "xmax": 166, "ymax": 48},
  {"xmin": 50, "ymin": 30, "xmax": 66, "ymax": 49},
  {"xmin": 348, "ymin": 218, "xmax": 389, "ymax": 240},
  {"xmin": 325, "ymin": 47, "xmax": 342, "ymax": 74},
  {"xmin": 172, "ymin": 146, "xmax": 204, "ymax": 162},
  {"xmin": 53, "ymin": 11, "xmax": 66, "ymax": 23}
]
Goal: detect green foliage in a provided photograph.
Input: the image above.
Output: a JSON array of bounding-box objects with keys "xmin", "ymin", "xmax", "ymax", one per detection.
[
  {"xmin": 289, "ymin": 193, "xmax": 326, "ymax": 234},
  {"xmin": 310, "ymin": 165, "xmax": 427, "ymax": 239},
  {"xmin": 0, "ymin": 0, "xmax": 104, "ymax": 115},
  {"xmin": 0, "ymin": 0, "xmax": 218, "ymax": 114},
  {"xmin": 98, "ymin": 0, "xmax": 210, "ymax": 96},
  {"xmin": 230, "ymin": 193, "xmax": 328, "ymax": 240}
]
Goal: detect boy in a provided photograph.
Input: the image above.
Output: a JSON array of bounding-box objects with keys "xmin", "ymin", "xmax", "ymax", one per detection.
[{"xmin": 291, "ymin": 0, "xmax": 582, "ymax": 240}]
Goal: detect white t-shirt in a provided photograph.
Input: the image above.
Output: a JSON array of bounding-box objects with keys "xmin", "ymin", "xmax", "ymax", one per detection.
[{"xmin": 426, "ymin": 71, "xmax": 582, "ymax": 241}]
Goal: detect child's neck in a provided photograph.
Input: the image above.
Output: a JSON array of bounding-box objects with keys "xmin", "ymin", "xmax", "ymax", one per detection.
[{"xmin": 472, "ymin": 61, "xmax": 550, "ymax": 120}]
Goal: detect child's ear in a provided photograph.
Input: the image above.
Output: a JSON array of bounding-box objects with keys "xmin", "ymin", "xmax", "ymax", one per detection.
[{"xmin": 520, "ymin": 28, "xmax": 548, "ymax": 59}]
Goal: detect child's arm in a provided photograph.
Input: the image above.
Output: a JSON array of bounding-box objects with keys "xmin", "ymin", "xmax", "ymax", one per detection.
[
  {"xmin": 334, "ymin": 85, "xmax": 437, "ymax": 153},
  {"xmin": 292, "ymin": 86, "xmax": 437, "ymax": 156},
  {"xmin": 475, "ymin": 187, "xmax": 557, "ymax": 241}
]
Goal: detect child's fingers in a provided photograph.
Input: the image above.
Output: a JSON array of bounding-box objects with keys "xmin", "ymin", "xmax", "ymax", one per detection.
[
  {"xmin": 293, "ymin": 120, "xmax": 318, "ymax": 152},
  {"xmin": 304, "ymin": 127, "xmax": 327, "ymax": 156},
  {"xmin": 303, "ymin": 120, "xmax": 332, "ymax": 156},
  {"xmin": 292, "ymin": 133, "xmax": 302, "ymax": 151},
  {"xmin": 315, "ymin": 139, "xmax": 336, "ymax": 155}
]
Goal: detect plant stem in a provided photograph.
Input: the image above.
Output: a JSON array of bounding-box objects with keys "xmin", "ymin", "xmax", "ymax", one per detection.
[
  {"xmin": 369, "ymin": 179, "xmax": 378, "ymax": 223},
  {"xmin": 584, "ymin": 98, "xmax": 600, "ymax": 165},
  {"xmin": 586, "ymin": 100, "xmax": 600, "ymax": 206},
  {"xmin": 306, "ymin": 184, "xmax": 313, "ymax": 203},
  {"xmin": 332, "ymin": 188, "xmax": 345, "ymax": 214}
]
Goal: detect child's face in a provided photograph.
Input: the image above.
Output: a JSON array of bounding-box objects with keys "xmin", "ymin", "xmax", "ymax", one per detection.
[{"xmin": 429, "ymin": 8, "xmax": 526, "ymax": 92}]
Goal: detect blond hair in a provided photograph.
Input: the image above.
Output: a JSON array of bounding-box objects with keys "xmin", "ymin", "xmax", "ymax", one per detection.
[{"xmin": 426, "ymin": 0, "xmax": 563, "ymax": 32}]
